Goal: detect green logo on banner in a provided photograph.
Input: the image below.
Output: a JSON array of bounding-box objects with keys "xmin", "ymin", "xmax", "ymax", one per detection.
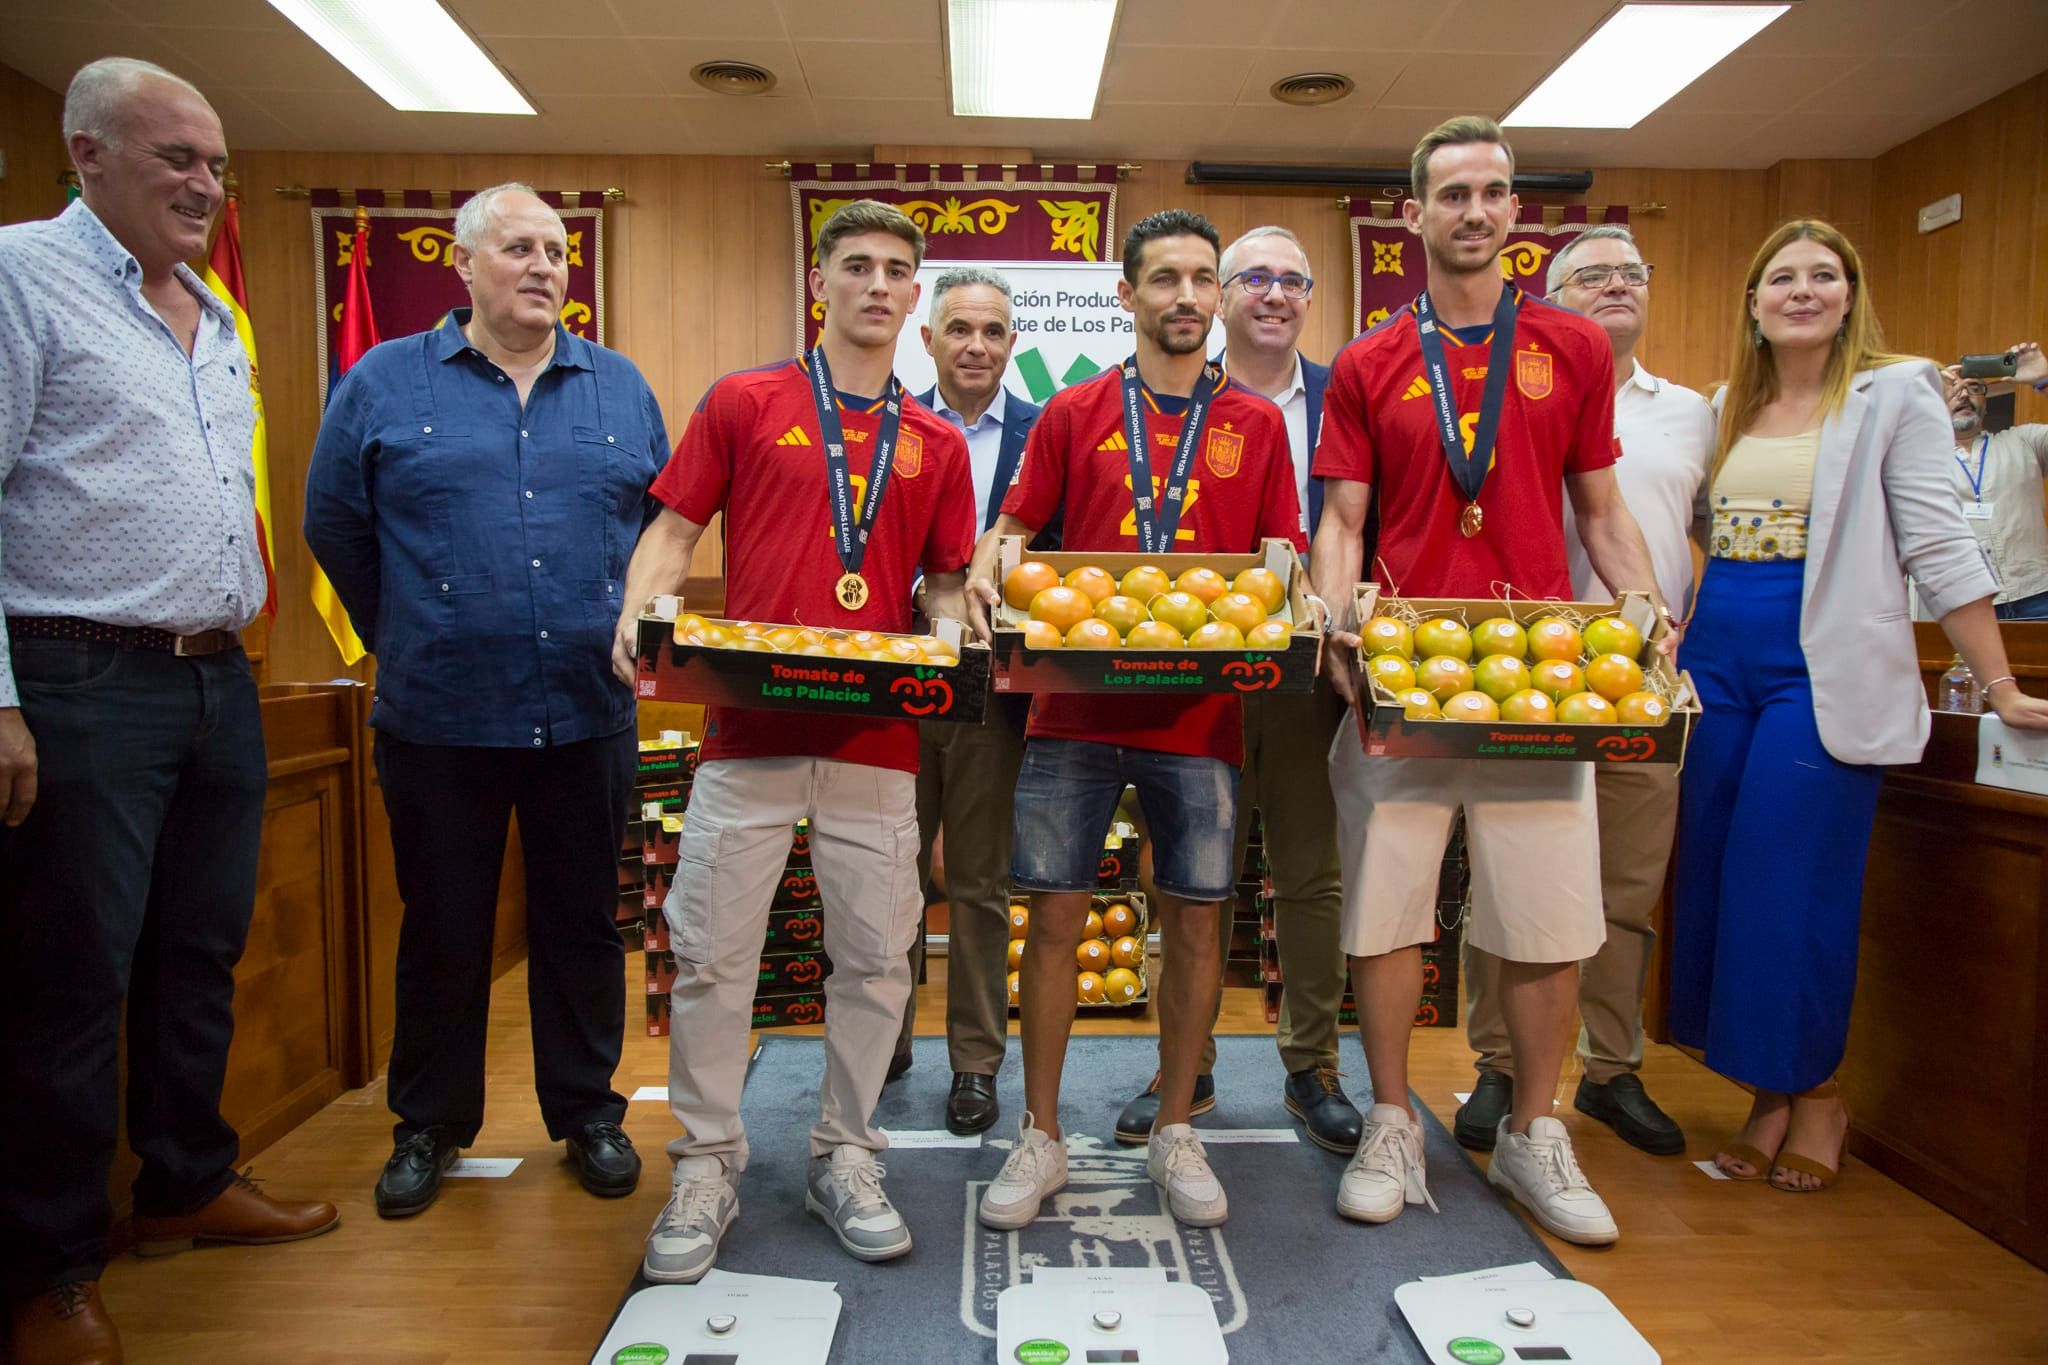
[
  {"xmin": 1014, "ymin": 1340, "xmax": 1071, "ymax": 1365},
  {"xmin": 1446, "ymin": 1338, "xmax": 1506, "ymax": 1365},
  {"xmin": 611, "ymin": 1344, "xmax": 669, "ymax": 1365}
]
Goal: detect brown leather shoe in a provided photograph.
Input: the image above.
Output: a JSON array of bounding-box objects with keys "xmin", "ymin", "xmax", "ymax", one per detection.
[
  {"xmin": 131, "ymin": 1171, "xmax": 340, "ymax": 1257},
  {"xmin": 9, "ymin": 1281, "xmax": 122, "ymax": 1365}
]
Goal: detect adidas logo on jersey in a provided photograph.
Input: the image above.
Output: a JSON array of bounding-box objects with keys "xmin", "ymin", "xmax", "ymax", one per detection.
[
  {"xmin": 1401, "ymin": 376, "xmax": 1431, "ymax": 401},
  {"xmin": 1096, "ymin": 430, "xmax": 1130, "ymax": 453},
  {"xmin": 775, "ymin": 426, "xmax": 813, "ymax": 446}
]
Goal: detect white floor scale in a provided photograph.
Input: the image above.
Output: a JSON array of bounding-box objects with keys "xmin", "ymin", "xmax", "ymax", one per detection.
[
  {"xmin": 996, "ymin": 1267, "xmax": 1227, "ymax": 1364},
  {"xmin": 591, "ymin": 1273, "xmax": 842, "ymax": 1365},
  {"xmin": 1395, "ymin": 1262, "xmax": 1659, "ymax": 1365}
]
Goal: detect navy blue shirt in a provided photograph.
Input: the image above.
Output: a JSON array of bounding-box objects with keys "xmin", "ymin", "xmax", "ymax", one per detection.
[{"xmin": 304, "ymin": 310, "xmax": 668, "ymax": 747}]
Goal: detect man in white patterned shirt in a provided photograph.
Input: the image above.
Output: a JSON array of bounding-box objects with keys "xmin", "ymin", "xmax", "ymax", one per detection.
[{"xmin": 0, "ymin": 57, "xmax": 335, "ymax": 1365}]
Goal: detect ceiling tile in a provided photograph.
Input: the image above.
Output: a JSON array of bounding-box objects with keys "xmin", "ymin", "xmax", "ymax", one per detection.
[
  {"xmin": 530, "ymin": 94, "xmax": 699, "ymax": 152},
  {"xmin": 772, "ymin": 0, "xmax": 941, "ymax": 44},
  {"xmin": 1236, "ymin": 47, "xmax": 1407, "ymax": 109},
  {"xmin": 445, "ymin": 0, "xmax": 626, "ymax": 37},
  {"xmin": 1347, "ymin": 106, "xmax": 1477, "ymax": 162},
  {"xmin": 632, "ymin": 38, "xmax": 806, "ymax": 98},
  {"xmin": 1276, "ymin": 0, "xmax": 1451, "ymax": 50},
  {"xmin": 1742, "ymin": 0, "xmax": 1967, "ymax": 56},
  {"xmin": 145, "ymin": 24, "xmax": 359, "ymax": 92},
  {"xmin": 1212, "ymin": 103, "xmax": 1369, "ymax": 160},
  {"xmin": 602, "ymin": 0, "xmax": 787, "ymax": 40},
  {"xmin": 1100, "ymin": 44, "xmax": 1256, "ymax": 105},
  {"xmin": 1668, "ymin": 53, "xmax": 1861, "ymax": 114},
  {"xmin": 483, "ymin": 35, "xmax": 669, "ymax": 97},
  {"xmin": 1424, "ymin": 0, "xmax": 1615, "ymax": 54},
  {"xmin": 0, "ymin": 19, "xmax": 223, "ymax": 92},
  {"xmin": 675, "ymin": 96, "xmax": 821, "ymax": 153},
  {"xmin": 809, "ymin": 95, "xmax": 953, "ymax": 148},
  {"xmin": 113, "ymin": 0, "xmax": 286, "ymax": 31},
  {"xmin": 1376, "ymin": 52, "xmax": 1552, "ymax": 110},
  {"xmin": 1115, "ymin": 0, "xmax": 1280, "ymax": 47},
  {"xmin": 793, "ymin": 38, "xmax": 944, "ymax": 100}
]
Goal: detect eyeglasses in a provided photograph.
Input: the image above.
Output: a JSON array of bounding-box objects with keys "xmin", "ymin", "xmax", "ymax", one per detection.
[
  {"xmin": 1960, "ymin": 380, "xmax": 1988, "ymax": 398},
  {"xmin": 1224, "ymin": 270, "xmax": 1314, "ymax": 299},
  {"xmin": 1563, "ymin": 263, "xmax": 1654, "ymax": 290}
]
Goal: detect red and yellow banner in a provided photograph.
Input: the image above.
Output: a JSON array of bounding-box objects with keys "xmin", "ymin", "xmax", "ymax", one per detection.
[
  {"xmin": 790, "ymin": 162, "xmax": 1118, "ymax": 350},
  {"xmin": 1351, "ymin": 204, "xmax": 1629, "ymax": 335},
  {"xmin": 199, "ymin": 196, "xmax": 275, "ymax": 624},
  {"xmin": 309, "ymin": 188, "xmax": 607, "ymax": 403}
]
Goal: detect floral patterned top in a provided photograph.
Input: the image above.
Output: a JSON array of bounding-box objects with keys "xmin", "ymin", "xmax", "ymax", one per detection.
[{"xmin": 1709, "ymin": 429, "xmax": 1819, "ymax": 560}]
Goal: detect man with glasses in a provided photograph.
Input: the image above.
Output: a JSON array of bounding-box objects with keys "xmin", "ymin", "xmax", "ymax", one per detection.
[
  {"xmin": 1454, "ymin": 224, "xmax": 1712, "ymax": 1160},
  {"xmin": 1941, "ymin": 343, "xmax": 2048, "ymax": 620},
  {"xmin": 1110, "ymin": 226, "xmax": 1361, "ymax": 1156}
]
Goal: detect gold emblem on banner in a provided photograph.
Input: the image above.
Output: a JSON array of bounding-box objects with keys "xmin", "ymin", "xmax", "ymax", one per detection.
[
  {"xmin": 900, "ymin": 196, "xmax": 1016, "ymax": 236},
  {"xmin": 1516, "ymin": 348, "xmax": 1554, "ymax": 400},
  {"xmin": 1365, "ymin": 306, "xmax": 1391, "ymax": 329},
  {"xmin": 1371, "ymin": 240, "xmax": 1404, "ymax": 275},
  {"xmin": 396, "ymin": 226, "xmax": 458, "ymax": 266},
  {"xmin": 1205, "ymin": 427, "xmax": 1244, "ymax": 479},
  {"xmin": 560, "ymin": 300, "xmax": 592, "ymax": 336},
  {"xmin": 1498, "ymin": 240, "xmax": 1552, "ymax": 281},
  {"xmin": 1040, "ymin": 199, "xmax": 1103, "ymax": 261},
  {"xmin": 893, "ymin": 431, "xmax": 924, "ymax": 479}
]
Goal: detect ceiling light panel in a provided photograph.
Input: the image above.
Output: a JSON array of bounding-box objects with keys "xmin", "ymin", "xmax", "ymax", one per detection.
[
  {"xmin": 1504, "ymin": 3, "xmax": 1790, "ymax": 129},
  {"xmin": 266, "ymin": 0, "xmax": 535, "ymax": 115},
  {"xmin": 949, "ymin": 0, "xmax": 1119, "ymax": 120}
]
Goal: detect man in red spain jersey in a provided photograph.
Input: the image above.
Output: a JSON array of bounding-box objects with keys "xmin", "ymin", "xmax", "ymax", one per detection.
[
  {"xmin": 1310, "ymin": 117, "xmax": 1673, "ymax": 1246},
  {"xmin": 965, "ymin": 210, "xmax": 1304, "ymax": 1229},
  {"xmin": 613, "ymin": 200, "xmax": 975, "ymax": 1281}
]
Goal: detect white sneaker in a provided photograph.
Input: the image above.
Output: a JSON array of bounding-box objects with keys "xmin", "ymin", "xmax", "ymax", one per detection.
[
  {"xmin": 1147, "ymin": 1122, "xmax": 1227, "ymax": 1226},
  {"xmin": 1489, "ymin": 1115, "xmax": 1619, "ymax": 1246},
  {"xmin": 1337, "ymin": 1103, "xmax": 1438, "ymax": 1224},
  {"xmin": 805, "ymin": 1144, "xmax": 912, "ymax": 1262},
  {"xmin": 978, "ymin": 1114, "xmax": 1067, "ymax": 1229},
  {"xmin": 643, "ymin": 1155, "xmax": 738, "ymax": 1283}
]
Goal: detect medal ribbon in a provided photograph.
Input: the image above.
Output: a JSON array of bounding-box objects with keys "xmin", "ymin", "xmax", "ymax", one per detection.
[
  {"xmin": 808, "ymin": 345, "xmax": 903, "ymax": 579},
  {"xmin": 1119, "ymin": 357, "xmax": 1221, "ymax": 554},
  {"xmin": 1414, "ymin": 285, "xmax": 1520, "ymax": 507}
]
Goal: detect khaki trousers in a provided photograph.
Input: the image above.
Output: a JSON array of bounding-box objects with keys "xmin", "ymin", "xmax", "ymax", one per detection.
[
  {"xmin": 1146, "ymin": 682, "xmax": 1349, "ymax": 1075},
  {"xmin": 1463, "ymin": 762, "xmax": 1679, "ymax": 1083},
  {"xmin": 897, "ymin": 705, "xmax": 1028, "ymax": 1074},
  {"xmin": 663, "ymin": 757, "xmax": 921, "ymax": 1169}
]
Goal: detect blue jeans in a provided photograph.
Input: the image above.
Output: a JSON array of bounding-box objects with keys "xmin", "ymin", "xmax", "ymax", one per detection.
[
  {"xmin": 0, "ymin": 640, "xmax": 266, "ymax": 1295},
  {"xmin": 1996, "ymin": 589, "xmax": 2048, "ymax": 621},
  {"xmin": 1011, "ymin": 738, "xmax": 1239, "ymax": 903}
]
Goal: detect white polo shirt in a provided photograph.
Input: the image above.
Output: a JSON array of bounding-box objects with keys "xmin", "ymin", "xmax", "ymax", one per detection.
[
  {"xmin": 1949, "ymin": 424, "xmax": 2048, "ymax": 604},
  {"xmin": 1567, "ymin": 358, "xmax": 1716, "ymax": 613}
]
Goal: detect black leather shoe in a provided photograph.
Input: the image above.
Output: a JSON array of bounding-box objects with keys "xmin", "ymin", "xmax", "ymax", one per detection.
[
  {"xmin": 885, "ymin": 1049, "xmax": 913, "ymax": 1084},
  {"xmin": 946, "ymin": 1072, "xmax": 1000, "ymax": 1135},
  {"xmin": 375, "ymin": 1130, "xmax": 460, "ymax": 1218},
  {"xmin": 1575, "ymin": 1073, "xmax": 1686, "ymax": 1155},
  {"xmin": 1113, "ymin": 1070, "xmax": 1216, "ymax": 1145},
  {"xmin": 566, "ymin": 1120, "xmax": 642, "ymax": 1196},
  {"xmin": 1453, "ymin": 1070, "xmax": 1514, "ymax": 1152},
  {"xmin": 1283, "ymin": 1064, "xmax": 1364, "ymax": 1154}
]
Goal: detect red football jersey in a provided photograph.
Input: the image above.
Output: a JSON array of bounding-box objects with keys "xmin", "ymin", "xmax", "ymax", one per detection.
[
  {"xmin": 1001, "ymin": 365, "xmax": 1304, "ymax": 764},
  {"xmin": 652, "ymin": 358, "xmax": 975, "ymax": 772},
  {"xmin": 1312, "ymin": 291, "xmax": 1617, "ymax": 601}
]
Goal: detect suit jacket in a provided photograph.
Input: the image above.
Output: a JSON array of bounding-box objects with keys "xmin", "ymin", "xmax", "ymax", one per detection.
[
  {"xmin": 916, "ymin": 385, "xmax": 1043, "ymax": 533},
  {"xmin": 1302, "ymin": 354, "xmax": 1332, "ymax": 537},
  {"xmin": 1713, "ymin": 361, "xmax": 1996, "ymax": 765}
]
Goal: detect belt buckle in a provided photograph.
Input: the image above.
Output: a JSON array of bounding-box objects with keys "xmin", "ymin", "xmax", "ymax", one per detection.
[{"xmin": 173, "ymin": 633, "xmax": 197, "ymax": 656}]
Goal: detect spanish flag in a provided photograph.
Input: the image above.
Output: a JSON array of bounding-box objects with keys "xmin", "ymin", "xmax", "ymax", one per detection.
[
  {"xmin": 309, "ymin": 206, "xmax": 378, "ymax": 665},
  {"xmin": 200, "ymin": 194, "xmax": 276, "ymax": 623}
]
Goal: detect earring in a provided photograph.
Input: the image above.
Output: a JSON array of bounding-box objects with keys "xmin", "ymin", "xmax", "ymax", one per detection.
[{"xmin": 1751, "ymin": 320, "xmax": 1765, "ymax": 348}]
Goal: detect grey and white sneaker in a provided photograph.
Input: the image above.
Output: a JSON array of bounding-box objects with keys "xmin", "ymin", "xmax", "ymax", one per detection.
[
  {"xmin": 978, "ymin": 1114, "xmax": 1068, "ymax": 1229},
  {"xmin": 1146, "ymin": 1122, "xmax": 1227, "ymax": 1226},
  {"xmin": 1337, "ymin": 1103, "xmax": 1438, "ymax": 1224},
  {"xmin": 643, "ymin": 1155, "xmax": 738, "ymax": 1283},
  {"xmin": 1489, "ymin": 1115, "xmax": 1619, "ymax": 1246},
  {"xmin": 805, "ymin": 1144, "xmax": 913, "ymax": 1262}
]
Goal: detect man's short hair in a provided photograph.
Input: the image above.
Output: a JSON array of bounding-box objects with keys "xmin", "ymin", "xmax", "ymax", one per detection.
[
  {"xmin": 1410, "ymin": 115, "xmax": 1515, "ymax": 200},
  {"xmin": 1120, "ymin": 209, "xmax": 1221, "ymax": 284},
  {"xmin": 63, "ymin": 57, "xmax": 208, "ymax": 151},
  {"xmin": 453, "ymin": 183, "xmax": 563, "ymax": 253},
  {"xmin": 816, "ymin": 200, "xmax": 926, "ymax": 268},
  {"xmin": 1219, "ymin": 225, "xmax": 1311, "ymax": 282},
  {"xmin": 930, "ymin": 266, "xmax": 1013, "ymax": 323},
  {"xmin": 1546, "ymin": 223, "xmax": 1640, "ymax": 292}
]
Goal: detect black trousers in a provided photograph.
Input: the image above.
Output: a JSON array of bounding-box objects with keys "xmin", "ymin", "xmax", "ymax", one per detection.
[
  {"xmin": 374, "ymin": 728, "xmax": 634, "ymax": 1145},
  {"xmin": 0, "ymin": 641, "xmax": 266, "ymax": 1298}
]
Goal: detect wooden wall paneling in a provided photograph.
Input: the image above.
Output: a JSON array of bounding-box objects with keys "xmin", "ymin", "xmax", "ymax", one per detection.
[{"xmin": 0, "ymin": 61, "xmax": 66, "ymax": 228}]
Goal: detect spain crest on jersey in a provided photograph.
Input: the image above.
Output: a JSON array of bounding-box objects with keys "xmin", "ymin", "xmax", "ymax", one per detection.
[
  {"xmin": 893, "ymin": 430, "xmax": 923, "ymax": 478},
  {"xmin": 1516, "ymin": 347, "xmax": 1554, "ymax": 400},
  {"xmin": 1204, "ymin": 426, "xmax": 1244, "ymax": 478}
]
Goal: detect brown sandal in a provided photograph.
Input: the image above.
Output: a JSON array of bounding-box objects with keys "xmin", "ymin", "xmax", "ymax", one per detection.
[
  {"xmin": 1769, "ymin": 1081, "xmax": 1846, "ymax": 1193},
  {"xmin": 1713, "ymin": 1141, "xmax": 1777, "ymax": 1181}
]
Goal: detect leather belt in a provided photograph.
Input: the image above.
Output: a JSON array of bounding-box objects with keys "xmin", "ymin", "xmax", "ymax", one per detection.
[{"xmin": 5, "ymin": 615, "xmax": 242, "ymax": 657}]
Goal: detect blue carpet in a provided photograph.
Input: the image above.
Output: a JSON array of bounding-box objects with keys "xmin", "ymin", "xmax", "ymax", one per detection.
[{"xmin": 608, "ymin": 1032, "xmax": 1570, "ymax": 1363}]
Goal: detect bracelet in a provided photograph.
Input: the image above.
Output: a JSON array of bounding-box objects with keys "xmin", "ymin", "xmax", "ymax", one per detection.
[{"xmin": 1983, "ymin": 674, "xmax": 2018, "ymax": 691}]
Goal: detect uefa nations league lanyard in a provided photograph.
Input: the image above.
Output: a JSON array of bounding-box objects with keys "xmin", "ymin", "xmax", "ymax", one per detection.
[
  {"xmin": 1956, "ymin": 434, "xmax": 1989, "ymax": 500},
  {"xmin": 1119, "ymin": 357, "xmax": 1220, "ymax": 554},
  {"xmin": 807, "ymin": 345, "xmax": 903, "ymax": 609},
  {"xmin": 1415, "ymin": 285, "xmax": 1520, "ymax": 537}
]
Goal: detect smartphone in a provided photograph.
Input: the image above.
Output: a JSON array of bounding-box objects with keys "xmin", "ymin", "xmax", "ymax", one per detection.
[{"xmin": 1959, "ymin": 352, "xmax": 2018, "ymax": 379}]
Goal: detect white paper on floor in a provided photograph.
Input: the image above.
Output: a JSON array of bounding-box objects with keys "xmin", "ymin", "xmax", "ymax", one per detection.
[
  {"xmin": 630, "ymin": 1086, "xmax": 668, "ymax": 1102},
  {"xmin": 1189, "ymin": 1128, "xmax": 1300, "ymax": 1144},
  {"xmin": 1694, "ymin": 1160, "xmax": 1733, "ymax": 1180},
  {"xmin": 445, "ymin": 1157, "xmax": 521, "ymax": 1178},
  {"xmin": 880, "ymin": 1128, "xmax": 983, "ymax": 1149}
]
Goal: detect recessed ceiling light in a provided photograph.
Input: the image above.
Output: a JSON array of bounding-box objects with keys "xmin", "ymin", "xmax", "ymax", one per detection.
[
  {"xmin": 948, "ymin": 0, "xmax": 1119, "ymax": 120},
  {"xmin": 1271, "ymin": 73, "xmax": 1355, "ymax": 107},
  {"xmin": 1504, "ymin": 2, "xmax": 1791, "ymax": 129},
  {"xmin": 265, "ymin": 0, "xmax": 534, "ymax": 115}
]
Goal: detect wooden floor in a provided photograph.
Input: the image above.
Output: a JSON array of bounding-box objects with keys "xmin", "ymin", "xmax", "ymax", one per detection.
[{"xmin": 100, "ymin": 958, "xmax": 2048, "ymax": 1364}]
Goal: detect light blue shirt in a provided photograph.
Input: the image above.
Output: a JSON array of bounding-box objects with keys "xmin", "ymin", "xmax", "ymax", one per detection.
[
  {"xmin": 0, "ymin": 200, "xmax": 263, "ymax": 706},
  {"xmin": 930, "ymin": 384, "xmax": 1008, "ymax": 530}
]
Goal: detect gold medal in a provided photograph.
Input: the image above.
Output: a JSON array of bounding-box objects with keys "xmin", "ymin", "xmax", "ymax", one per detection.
[
  {"xmin": 1460, "ymin": 503, "xmax": 1484, "ymax": 538},
  {"xmin": 835, "ymin": 572, "xmax": 870, "ymax": 610}
]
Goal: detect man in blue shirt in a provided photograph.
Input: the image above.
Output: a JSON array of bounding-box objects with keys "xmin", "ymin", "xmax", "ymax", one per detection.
[{"xmin": 305, "ymin": 183, "xmax": 669, "ymax": 1219}]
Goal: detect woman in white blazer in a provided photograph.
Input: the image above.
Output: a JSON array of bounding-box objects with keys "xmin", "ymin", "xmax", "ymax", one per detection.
[{"xmin": 1670, "ymin": 219, "xmax": 2048, "ymax": 1193}]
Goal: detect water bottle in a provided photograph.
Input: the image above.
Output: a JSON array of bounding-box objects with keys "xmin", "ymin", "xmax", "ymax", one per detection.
[{"xmin": 1939, "ymin": 655, "xmax": 1984, "ymax": 714}]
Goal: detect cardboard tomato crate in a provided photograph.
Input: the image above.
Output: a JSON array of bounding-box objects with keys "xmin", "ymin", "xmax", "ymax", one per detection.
[
  {"xmin": 1005, "ymin": 891, "xmax": 1149, "ymax": 1012},
  {"xmin": 635, "ymin": 604, "xmax": 989, "ymax": 724},
  {"xmin": 1351, "ymin": 585, "xmax": 1699, "ymax": 764},
  {"xmin": 1095, "ymin": 822, "xmax": 1142, "ymax": 888},
  {"xmin": 989, "ymin": 537, "xmax": 1322, "ymax": 695},
  {"xmin": 762, "ymin": 904, "xmax": 826, "ymax": 953},
  {"xmin": 752, "ymin": 990, "xmax": 826, "ymax": 1029},
  {"xmin": 758, "ymin": 947, "xmax": 833, "ymax": 994}
]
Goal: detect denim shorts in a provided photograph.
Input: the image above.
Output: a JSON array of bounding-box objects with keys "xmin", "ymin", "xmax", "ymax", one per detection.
[{"xmin": 1011, "ymin": 738, "xmax": 1240, "ymax": 903}]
